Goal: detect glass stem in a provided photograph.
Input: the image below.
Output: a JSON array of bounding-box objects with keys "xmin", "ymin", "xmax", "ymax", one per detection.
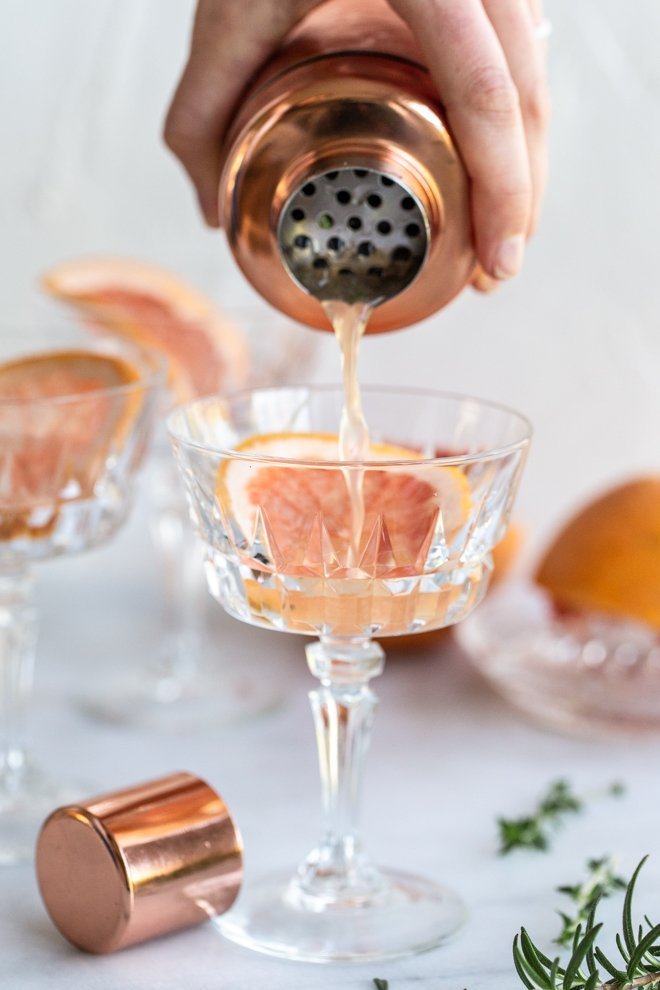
[
  {"xmin": 294, "ymin": 636, "xmax": 386, "ymax": 908},
  {"xmin": 148, "ymin": 496, "xmax": 203, "ymax": 697},
  {"xmin": 0, "ymin": 565, "xmax": 37, "ymax": 800}
]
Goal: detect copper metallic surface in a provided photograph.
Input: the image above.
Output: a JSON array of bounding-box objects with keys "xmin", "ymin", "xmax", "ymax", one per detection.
[
  {"xmin": 35, "ymin": 772, "xmax": 243, "ymax": 954},
  {"xmin": 218, "ymin": 0, "xmax": 475, "ymax": 333}
]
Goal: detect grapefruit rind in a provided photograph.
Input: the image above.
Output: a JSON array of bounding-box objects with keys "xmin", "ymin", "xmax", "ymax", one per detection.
[
  {"xmin": 535, "ymin": 477, "xmax": 660, "ymax": 630},
  {"xmin": 41, "ymin": 256, "xmax": 250, "ymax": 401},
  {"xmin": 0, "ymin": 348, "xmax": 144, "ymax": 450},
  {"xmin": 0, "ymin": 348, "xmax": 140, "ymax": 396}
]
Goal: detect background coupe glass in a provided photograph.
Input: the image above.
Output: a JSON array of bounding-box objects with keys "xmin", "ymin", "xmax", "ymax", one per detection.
[
  {"xmin": 0, "ymin": 327, "xmax": 163, "ymax": 863},
  {"xmin": 168, "ymin": 384, "xmax": 531, "ymax": 962},
  {"xmin": 83, "ymin": 306, "xmax": 318, "ymax": 730}
]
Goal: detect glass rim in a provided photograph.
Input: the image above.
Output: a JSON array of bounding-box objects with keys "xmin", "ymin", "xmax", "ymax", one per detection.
[
  {"xmin": 0, "ymin": 339, "xmax": 167, "ymax": 409},
  {"xmin": 167, "ymin": 383, "xmax": 533, "ymax": 468}
]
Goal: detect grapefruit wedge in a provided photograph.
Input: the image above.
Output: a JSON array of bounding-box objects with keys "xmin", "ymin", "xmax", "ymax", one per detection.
[
  {"xmin": 42, "ymin": 257, "xmax": 249, "ymax": 401},
  {"xmin": 535, "ymin": 477, "xmax": 660, "ymax": 629},
  {"xmin": 216, "ymin": 432, "xmax": 471, "ymax": 574},
  {"xmin": 0, "ymin": 349, "xmax": 143, "ymax": 539}
]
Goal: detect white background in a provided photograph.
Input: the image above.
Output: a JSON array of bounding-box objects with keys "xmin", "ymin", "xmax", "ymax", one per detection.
[{"xmin": 3, "ymin": 0, "xmax": 660, "ymax": 552}]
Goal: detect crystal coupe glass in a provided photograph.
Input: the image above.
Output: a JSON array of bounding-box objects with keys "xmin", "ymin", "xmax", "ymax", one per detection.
[
  {"xmin": 0, "ymin": 328, "xmax": 163, "ymax": 863},
  {"xmin": 168, "ymin": 384, "xmax": 531, "ymax": 962},
  {"xmin": 88, "ymin": 308, "xmax": 318, "ymax": 730}
]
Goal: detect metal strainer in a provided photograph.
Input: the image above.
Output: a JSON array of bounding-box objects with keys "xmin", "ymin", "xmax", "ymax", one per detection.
[{"xmin": 278, "ymin": 167, "xmax": 429, "ymax": 305}]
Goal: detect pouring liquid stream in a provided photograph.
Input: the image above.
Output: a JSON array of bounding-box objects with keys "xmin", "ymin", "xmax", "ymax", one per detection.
[{"xmin": 322, "ymin": 299, "xmax": 373, "ymax": 570}]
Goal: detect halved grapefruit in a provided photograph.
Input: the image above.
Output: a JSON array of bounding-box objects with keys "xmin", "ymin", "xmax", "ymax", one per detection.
[
  {"xmin": 216, "ymin": 432, "xmax": 471, "ymax": 574},
  {"xmin": 0, "ymin": 349, "xmax": 143, "ymax": 539},
  {"xmin": 535, "ymin": 477, "xmax": 660, "ymax": 629},
  {"xmin": 42, "ymin": 257, "xmax": 250, "ymax": 402}
]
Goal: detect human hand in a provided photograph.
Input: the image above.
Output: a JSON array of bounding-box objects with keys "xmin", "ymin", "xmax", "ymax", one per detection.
[{"xmin": 164, "ymin": 0, "xmax": 550, "ymax": 285}]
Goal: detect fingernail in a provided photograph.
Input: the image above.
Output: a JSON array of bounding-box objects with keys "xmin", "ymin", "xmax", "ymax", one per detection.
[
  {"xmin": 198, "ymin": 192, "xmax": 221, "ymax": 229},
  {"xmin": 492, "ymin": 235, "xmax": 525, "ymax": 280},
  {"xmin": 202, "ymin": 208, "xmax": 221, "ymax": 229},
  {"xmin": 471, "ymin": 268, "xmax": 498, "ymax": 293}
]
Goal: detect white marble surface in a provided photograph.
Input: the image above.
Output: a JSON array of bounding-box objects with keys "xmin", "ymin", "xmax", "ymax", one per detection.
[
  {"xmin": 3, "ymin": 0, "xmax": 660, "ymax": 985},
  {"xmin": 2, "ymin": 498, "xmax": 660, "ymax": 989}
]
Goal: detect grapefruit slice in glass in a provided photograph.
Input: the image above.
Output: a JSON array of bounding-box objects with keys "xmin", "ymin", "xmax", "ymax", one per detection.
[
  {"xmin": 0, "ymin": 349, "xmax": 144, "ymax": 537},
  {"xmin": 216, "ymin": 432, "xmax": 471, "ymax": 575}
]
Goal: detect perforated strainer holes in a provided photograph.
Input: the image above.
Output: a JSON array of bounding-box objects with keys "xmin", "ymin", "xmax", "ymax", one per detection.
[{"xmin": 278, "ymin": 167, "xmax": 428, "ymax": 304}]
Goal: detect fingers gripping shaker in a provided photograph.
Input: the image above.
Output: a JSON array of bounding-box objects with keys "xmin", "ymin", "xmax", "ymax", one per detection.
[{"xmin": 217, "ymin": 0, "xmax": 476, "ymax": 332}]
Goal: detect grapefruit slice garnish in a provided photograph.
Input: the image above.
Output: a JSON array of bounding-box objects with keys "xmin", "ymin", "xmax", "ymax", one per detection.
[
  {"xmin": 0, "ymin": 349, "xmax": 144, "ymax": 536},
  {"xmin": 0, "ymin": 348, "xmax": 140, "ymax": 400},
  {"xmin": 42, "ymin": 256, "xmax": 250, "ymax": 401},
  {"xmin": 216, "ymin": 432, "xmax": 471, "ymax": 574}
]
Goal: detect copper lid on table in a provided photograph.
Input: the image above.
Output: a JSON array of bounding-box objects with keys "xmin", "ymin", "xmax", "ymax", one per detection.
[{"xmin": 35, "ymin": 771, "xmax": 243, "ymax": 954}]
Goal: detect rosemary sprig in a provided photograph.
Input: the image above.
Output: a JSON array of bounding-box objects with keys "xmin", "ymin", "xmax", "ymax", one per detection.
[
  {"xmin": 556, "ymin": 857, "xmax": 628, "ymax": 947},
  {"xmin": 498, "ymin": 780, "xmax": 624, "ymax": 854},
  {"xmin": 513, "ymin": 855, "xmax": 660, "ymax": 989}
]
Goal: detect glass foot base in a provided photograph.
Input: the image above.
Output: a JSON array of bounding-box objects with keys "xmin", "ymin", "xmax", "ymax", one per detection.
[
  {"xmin": 0, "ymin": 765, "xmax": 84, "ymax": 866},
  {"xmin": 215, "ymin": 868, "xmax": 466, "ymax": 963},
  {"xmin": 80, "ymin": 666, "xmax": 283, "ymax": 732}
]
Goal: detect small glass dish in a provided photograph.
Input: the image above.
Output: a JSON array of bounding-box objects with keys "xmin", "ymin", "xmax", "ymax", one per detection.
[{"xmin": 455, "ymin": 581, "xmax": 660, "ymax": 738}]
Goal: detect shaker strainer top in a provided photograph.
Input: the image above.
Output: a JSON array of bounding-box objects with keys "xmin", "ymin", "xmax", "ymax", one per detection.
[{"xmin": 278, "ymin": 167, "xmax": 429, "ymax": 305}]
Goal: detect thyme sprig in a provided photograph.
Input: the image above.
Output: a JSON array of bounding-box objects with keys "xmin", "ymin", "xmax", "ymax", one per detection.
[
  {"xmin": 514, "ymin": 856, "xmax": 660, "ymax": 989},
  {"xmin": 556, "ymin": 857, "xmax": 628, "ymax": 948},
  {"xmin": 498, "ymin": 780, "xmax": 625, "ymax": 854},
  {"xmin": 498, "ymin": 780, "xmax": 582, "ymax": 854}
]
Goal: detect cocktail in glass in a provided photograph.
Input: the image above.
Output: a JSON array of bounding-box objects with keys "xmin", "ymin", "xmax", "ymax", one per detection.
[{"xmin": 168, "ymin": 383, "xmax": 531, "ymax": 962}]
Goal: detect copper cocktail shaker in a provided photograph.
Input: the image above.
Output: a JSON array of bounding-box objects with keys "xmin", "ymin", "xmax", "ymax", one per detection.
[{"xmin": 218, "ymin": 0, "xmax": 476, "ymax": 333}]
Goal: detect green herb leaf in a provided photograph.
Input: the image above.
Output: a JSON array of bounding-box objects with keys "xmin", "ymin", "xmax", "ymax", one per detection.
[
  {"xmin": 513, "ymin": 856, "xmax": 660, "ymax": 989},
  {"xmin": 498, "ymin": 781, "xmax": 622, "ymax": 855},
  {"xmin": 514, "ymin": 933, "xmax": 547, "ymax": 989},
  {"xmin": 498, "ymin": 780, "xmax": 580, "ymax": 855},
  {"xmin": 623, "ymin": 856, "xmax": 649, "ymax": 956},
  {"xmin": 555, "ymin": 856, "xmax": 627, "ymax": 947},
  {"xmin": 627, "ymin": 923, "xmax": 660, "ymax": 977},
  {"xmin": 561, "ymin": 924, "xmax": 601, "ymax": 989}
]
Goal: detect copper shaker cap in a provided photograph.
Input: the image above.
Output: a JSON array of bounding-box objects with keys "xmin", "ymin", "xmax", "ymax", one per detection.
[{"xmin": 35, "ymin": 771, "xmax": 243, "ymax": 954}]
